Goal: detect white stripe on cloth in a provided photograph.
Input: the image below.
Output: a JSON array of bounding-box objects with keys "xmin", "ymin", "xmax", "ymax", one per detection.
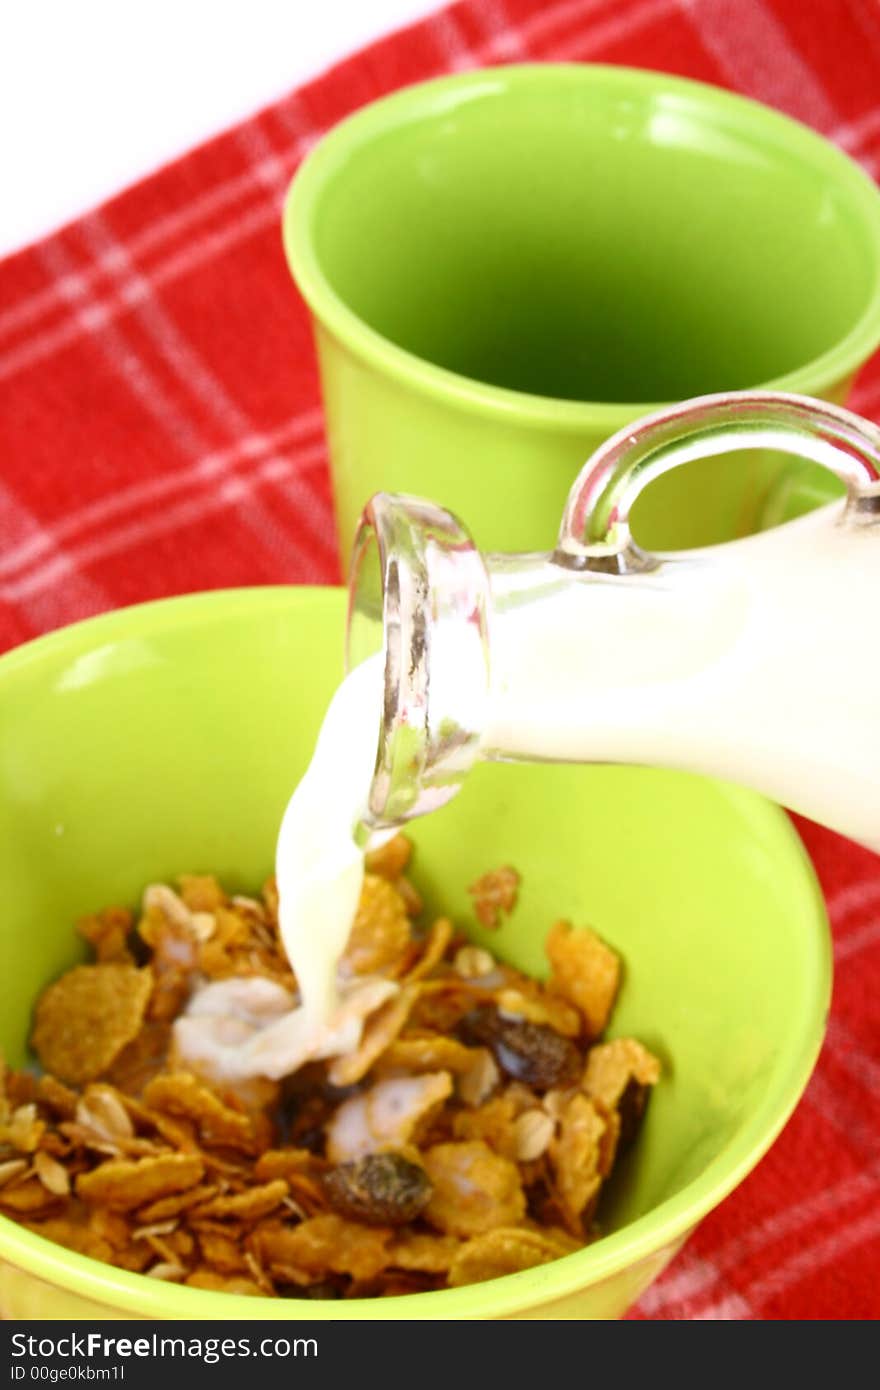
[
  {"xmin": 850, "ymin": 373, "xmax": 880, "ymax": 416},
  {"xmin": 271, "ymin": 90, "xmax": 323, "ymax": 155},
  {"xmin": 0, "ymin": 200, "xmax": 286, "ymax": 385},
  {"xmin": 679, "ymin": 0, "xmax": 840, "ymax": 129},
  {"xmin": 233, "ymin": 121, "xmax": 295, "ymax": 209},
  {"xmin": 431, "ymin": 7, "xmax": 481, "ymax": 71},
  {"xmin": 636, "ymin": 1253, "xmax": 755, "ymax": 1318},
  {"xmin": 430, "ymin": 0, "xmax": 660, "ymax": 71},
  {"xmin": 76, "ymin": 210, "xmax": 336, "ymax": 575},
  {"xmin": 689, "ymin": 1293, "xmax": 753, "ymax": 1319},
  {"xmin": 835, "ymin": 105, "xmax": 880, "ymax": 153},
  {"xmin": 0, "ymin": 409, "xmax": 324, "ymax": 583},
  {"xmin": 0, "ymin": 141, "xmax": 309, "ymax": 343},
  {"xmin": 470, "ymin": 0, "xmax": 531, "ymax": 60},
  {"xmin": 486, "ymin": 0, "xmax": 631, "ymax": 55},
  {"xmin": 638, "ymin": 1019, "xmax": 880, "ymax": 1317},
  {"xmin": 828, "ymin": 879, "xmax": 880, "ymax": 961},
  {"xmin": 0, "ymin": 443, "xmax": 329, "ymax": 605},
  {"xmin": 637, "ymin": 1157, "xmax": 880, "ymax": 1316},
  {"xmin": 37, "ymin": 228, "xmax": 329, "ymax": 596},
  {"xmin": 835, "ymin": 917, "xmax": 880, "ymax": 963},
  {"xmin": 544, "ymin": 0, "xmax": 679, "ymax": 61},
  {"xmin": 803, "ymin": 1067, "xmax": 879, "ymax": 1158},
  {"xmin": 829, "ymin": 877, "xmax": 880, "ymax": 920},
  {"xmin": 700, "ymin": 1204, "xmax": 880, "ymax": 1316},
  {"xmin": 824, "ymin": 1019, "xmax": 880, "ymax": 1095},
  {"xmin": 0, "ymin": 476, "xmax": 109, "ymax": 633},
  {"xmin": 680, "ymin": 1, "xmax": 880, "ymax": 174}
]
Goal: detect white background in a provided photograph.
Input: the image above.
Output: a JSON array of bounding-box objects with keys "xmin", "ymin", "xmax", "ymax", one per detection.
[{"xmin": 0, "ymin": 0, "xmax": 439, "ymax": 256}]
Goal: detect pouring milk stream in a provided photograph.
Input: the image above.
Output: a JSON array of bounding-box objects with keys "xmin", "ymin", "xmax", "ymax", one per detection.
[{"xmin": 176, "ymin": 391, "xmax": 880, "ymax": 1081}]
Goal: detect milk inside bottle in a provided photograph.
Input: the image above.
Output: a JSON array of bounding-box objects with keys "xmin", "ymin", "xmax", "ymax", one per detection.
[{"xmin": 348, "ymin": 392, "xmax": 880, "ymax": 852}]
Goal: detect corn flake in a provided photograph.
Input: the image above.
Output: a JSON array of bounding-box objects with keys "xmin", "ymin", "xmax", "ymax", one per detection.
[
  {"xmin": 364, "ymin": 835, "xmax": 412, "ymax": 880},
  {"xmin": 106, "ymin": 1022, "xmax": 172, "ymax": 1096},
  {"xmin": 142, "ymin": 1073, "xmax": 263, "ymax": 1154},
  {"xmin": 0, "ymin": 1178, "xmax": 61, "ymax": 1214},
  {"xmin": 452, "ymin": 1095, "xmax": 520, "ymax": 1159},
  {"xmin": 177, "ymin": 876, "xmax": 227, "ymax": 913},
  {"xmin": 549, "ymin": 1093, "xmax": 609, "ymax": 1234},
  {"xmin": 31, "ymin": 964, "xmax": 153, "ymax": 1085},
  {"xmin": 254, "ymin": 1214, "xmax": 391, "ymax": 1281},
  {"xmin": 76, "ymin": 1153, "xmax": 204, "ymax": 1211},
  {"xmin": 114, "ymin": 1245, "xmax": 154, "ymax": 1273},
  {"xmin": 339, "ymin": 874, "xmax": 411, "ymax": 977},
  {"xmin": 582, "ymin": 1038, "xmax": 661, "ymax": 1107},
  {"xmin": 190, "ymin": 1180, "xmax": 288, "ymax": 1222},
  {"xmin": 327, "ymin": 985, "xmax": 419, "ymax": 1088},
  {"xmin": 24, "ymin": 1217, "xmax": 114, "ymax": 1265},
  {"xmin": 135, "ymin": 1183, "xmax": 219, "ymax": 1223},
  {"xmin": 389, "ymin": 1231, "xmax": 460, "ymax": 1273},
  {"xmin": 35, "ymin": 1075, "xmax": 78, "ymax": 1119},
  {"xmin": 253, "ymin": 1149, "xmax": 318, "ymax": 1183},
  {"xmin": 403, "ymin": 919, "xmax": 454, "ymax": 984},
  {"xmin": 448, "ymin": 1225, "xmax": 580, "ymax": 1287},
  {"xmin": 88, "ymin": 1208, "xmax": 132, "ymax": 1251},
  {"xmin": 545, "ymin": 921, "xmax": 620, "ymax": 1038},
  {"xmin": 423, "ymin": 1141, "xmax": 526, "ymax": 1237},
  {"xmin": 379, "ymin": 1035, "xmax": 484, "ymax": 1077},
  {"xmin": 197, "ymin": 1229, "xmax": 248, "ymax": 1274},
  {"xmin": 496, "ymin": 987, "xmax": 581, "ymax": 1039}
]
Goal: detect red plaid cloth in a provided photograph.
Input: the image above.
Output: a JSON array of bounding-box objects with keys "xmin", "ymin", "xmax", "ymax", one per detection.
[{"xmin": 1, "ymin": 0, "xmax": 879, "ymax": 1320}]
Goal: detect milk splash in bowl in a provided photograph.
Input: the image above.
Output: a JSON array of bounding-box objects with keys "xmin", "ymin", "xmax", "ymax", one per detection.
[{"xmin": 174, "ymin": 653, "xmax": 395, "ymax": 1081}]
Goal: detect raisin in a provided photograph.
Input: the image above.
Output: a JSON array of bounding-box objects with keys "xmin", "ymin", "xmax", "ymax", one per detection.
[
  {"xmin": 322, "ymin": 1153, "xmax": 432, "ymax": 1226},
  {"xmin": 459, "ymin": 1006, "xmax": 582, "ymax": 1090}
]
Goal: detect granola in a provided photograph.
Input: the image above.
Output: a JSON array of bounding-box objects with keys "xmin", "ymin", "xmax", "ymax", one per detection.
[{"xmin": 3, "ymin": 836, "xmax": 659, "ymax": 1298}]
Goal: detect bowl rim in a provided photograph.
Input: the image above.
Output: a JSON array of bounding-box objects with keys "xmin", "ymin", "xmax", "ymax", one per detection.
[
  {"xmin": 284, "ymin": 62, "xmax": 880, "ymax": 432},
  {"xmin": 0, "ymin": 587, "xmax": 832, "ymax": 1319}
]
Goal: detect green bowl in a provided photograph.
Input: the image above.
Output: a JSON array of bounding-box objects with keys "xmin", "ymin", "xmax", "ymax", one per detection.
[
  {"xmin": 285, "ymin": 64, "xmax": 880, "ymax": 563},
  {"xmin": 0, "ymin": 588, "xmax": 830, "ymax": 1319}
]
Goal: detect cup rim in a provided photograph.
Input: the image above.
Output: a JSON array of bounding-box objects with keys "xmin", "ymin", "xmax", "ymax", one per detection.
[
  {"xmin": 0, "ymin": 586, "xmax": 832, "ymax": 1319},
  {"xmin": 284, "ymin": 63, "xmax": 880, "ymax": 429}
]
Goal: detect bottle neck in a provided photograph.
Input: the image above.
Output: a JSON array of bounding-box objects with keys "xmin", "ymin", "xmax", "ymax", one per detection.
[{"xmin": 347, "ymin": 492, "xmax": 493, "ymax": 828}]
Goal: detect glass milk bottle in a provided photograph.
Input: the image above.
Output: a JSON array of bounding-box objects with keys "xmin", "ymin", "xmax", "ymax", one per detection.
[{"xmin": 346, "ymin": 392, "xmax": 880, "ymax": 852}]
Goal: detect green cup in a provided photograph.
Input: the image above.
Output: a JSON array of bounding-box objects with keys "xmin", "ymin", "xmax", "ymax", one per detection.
[
  {"xmin": 285, "ymin": 64, "xmax": 880, "ymax": 562},
  {"xmin": 0, "ymin": 588, "xmax": 829, "ymax": 1318}
]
